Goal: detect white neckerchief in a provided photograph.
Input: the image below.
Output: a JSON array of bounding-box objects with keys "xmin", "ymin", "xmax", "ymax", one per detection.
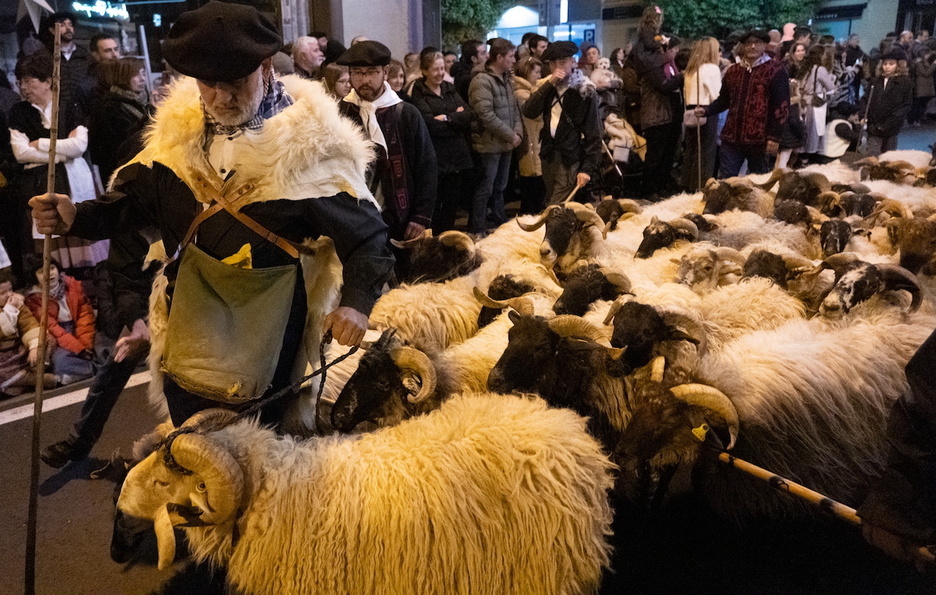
[
  {"xmin": 344, "ymin": 82, "xmax": 402, "ymax": 153},
  {"xmin": 30, "ymin": 101, "xmax": 53, "ymax": 128},
  {"xmin": 62, "ymin": 41, "xmax": 76, "ymax": 61}
]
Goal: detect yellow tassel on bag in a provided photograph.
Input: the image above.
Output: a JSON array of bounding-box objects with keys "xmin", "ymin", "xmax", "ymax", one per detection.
[{"xmin": 222, "ymin": 243, "xmax": 253, "ymax": 269}]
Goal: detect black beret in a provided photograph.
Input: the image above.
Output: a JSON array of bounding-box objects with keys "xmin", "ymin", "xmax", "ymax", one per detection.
[
  {"xmin": 335, "ymin": 40, "xmax": 392, "ymax": 67},
  {"xmin": 882, "ymin": 47, "xmax": 908, "ymax": 62},
  {"xmin": 739, "ymin": 29, "xmax": 770, "ymax": 44},
  {"xmin": 163, "ymin": 1, "xmax": 282, "ymax": 82},
  {"xmin": 541, "ymin": 41, "xmax": 578, "ymax": 62}
]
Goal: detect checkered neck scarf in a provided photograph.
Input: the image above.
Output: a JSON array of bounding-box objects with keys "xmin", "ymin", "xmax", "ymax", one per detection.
[{"xmin": 203, "ymin": 75, "xmax": 294, "ymax": 137}]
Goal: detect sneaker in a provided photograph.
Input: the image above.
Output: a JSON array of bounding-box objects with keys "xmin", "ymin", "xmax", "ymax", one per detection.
[{"xmin": 40, "ymin": 439, "xmax": 91, "ymax": 469}]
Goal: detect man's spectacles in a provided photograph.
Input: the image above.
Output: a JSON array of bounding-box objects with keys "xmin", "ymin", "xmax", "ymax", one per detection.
[{"xmin": 349, "ymin": 68, "xmax": 383, "ymax": 77}]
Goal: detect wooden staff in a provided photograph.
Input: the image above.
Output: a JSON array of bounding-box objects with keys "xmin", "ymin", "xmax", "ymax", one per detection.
[
  {"xmin": 25, "ymin": 21, "xmax": 62, "ymax": 595},
  {"xmin": 859, "ymin": 83, "xmax": 875, "ymax": 153},
  {"xmin": 716, "ymin": 450, "xmax": 936, "ymax": 566}
]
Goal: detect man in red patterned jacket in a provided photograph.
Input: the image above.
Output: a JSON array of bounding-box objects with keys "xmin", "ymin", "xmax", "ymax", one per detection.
[{"xmin": 696, "ymin": 29, "xmax": 789, "ymax": 177}]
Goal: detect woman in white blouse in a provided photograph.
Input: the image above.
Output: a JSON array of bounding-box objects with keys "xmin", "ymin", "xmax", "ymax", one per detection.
[
  {"xmin": 9, "ymin": 53, "xmax": 107, "ymax": 277},
  {"xmin": 681, "ymin": 37, "xmax": 722, "ymax": 192}
]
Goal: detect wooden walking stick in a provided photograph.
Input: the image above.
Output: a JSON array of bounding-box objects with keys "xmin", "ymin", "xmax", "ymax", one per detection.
[
  {"xmin": 859, "ymin": 83, "xmax": 875, "ymax": 154},
  {"xmin": 25, "ymin": 21, "xmax": 62, "ymax": 595},
  {"xmin": 713, "ymin": 447, "xmax": 936, "ymax": 566}
]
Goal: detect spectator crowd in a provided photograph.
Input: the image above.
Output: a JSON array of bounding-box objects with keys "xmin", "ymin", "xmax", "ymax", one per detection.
[{"xmin": 0, "ymin": 8, "xmax": 930, "ymax": 401}]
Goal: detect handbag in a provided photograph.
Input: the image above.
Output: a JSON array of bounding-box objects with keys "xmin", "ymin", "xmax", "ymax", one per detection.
[
  {"xmin": 683, "ymin": 71, "xmax": 707, "ymax": 128},
  {"xmin": 162, "ymin": 174, "xmax": 302, "ymax": 404},
  {"xmin": 811, "ymin": 67, "xmax": 828, "ymax": 107}
]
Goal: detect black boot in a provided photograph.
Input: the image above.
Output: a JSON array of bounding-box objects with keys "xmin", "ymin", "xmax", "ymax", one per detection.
[{"xmin": 40, "ymin": 439, "xmax": 92, "ymax": 468}]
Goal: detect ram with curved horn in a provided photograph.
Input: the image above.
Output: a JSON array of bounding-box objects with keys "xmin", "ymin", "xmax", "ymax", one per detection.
[
  {"xmin": 757, "ymin": 168, "xmax": 832, "ymax": 207},
  {"xmin": 883, "ymin": 214, "xmax": 936, "ymax": 275},
  {"xmin": 115, "ymin": 394, "xmax": 615, "ymax": 594},
  {"xmin": 674, "ymin": 245, "xmax": 746, "ymax": 294},
  {"xmin": 862, "ymin": 195, "xmax": 914, "ymax": 227},
  {"xmin": 855, "ymin": 157, "xmax": 920, "ymax": 185},
  {"xmin": 596, "ymin": 197, "xmax": 643, "ymax": 233},
  {"xmin": 702, "ymin": 176, "xmax": 775, "ymax": 218},
  {"xmin": 333, "ymin": 292, "xmax": 545, "ymax": 431},
  {"xmin": 390, "ymin": 229, "xmax": 482, "ymax": 283},
  {"xmin": 552, "ymin": 263, "xmax": 633, "ymax": 316},
  {"xmin": 516, "ymin": 203, "xmax": 607, "ymax": 273},
  {"xmin": 809, "ymin": 253, "xmax": 923, "ymax": 317},
  {"xmin": 635, "ymin": 216, "xmax": 699, "ymax": 259}
]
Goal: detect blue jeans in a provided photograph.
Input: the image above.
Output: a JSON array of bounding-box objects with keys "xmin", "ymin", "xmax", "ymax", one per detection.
[
  {"xmin": 470, "ymin": 151, "xmax": 511, "ymax": 233},
  {"xmin": 718, "ymin": 142, "xmax": 771, "ymax": 178}
]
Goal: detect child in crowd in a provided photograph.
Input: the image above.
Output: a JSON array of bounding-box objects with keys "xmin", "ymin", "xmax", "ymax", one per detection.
[
  {"xmin": 818, "ymin": 103, "xmax": 862, "ymax": 163},
  {"xmin": 24, "ymin": 256, "xmax": 96, "ymax": 386},
  {"xmin": 0, "ymin": 273, "xmax": 53, "ymax": 397},
  {"xmin": 778, "ymin": 79, "xmax": 806, "ymax": 168},
  {"xmin": 861, "ymin": 47, "xmax": 913, "ymax": 156}
]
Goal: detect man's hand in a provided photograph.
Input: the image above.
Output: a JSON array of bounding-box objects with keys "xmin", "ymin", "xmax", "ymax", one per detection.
[
  {"xmin": 455, "ymin": 106, "xmax": 464, "ymax": 112},
  {"xmin": 404, "ymin": 221, "xmax": 426, "ymax": 240},
  {"xmin": 863, "ymin": 524, "xmax": 935, "ymax": 570},
  {"xmin": 766, "ymin": 140, "xmax": 780, "ymax": 156},
  {"xmin": 6, "ymin": 293, "xmax": 23, "ymax": 309},
  {"xmin": 434, "ymin": 114, "xmax": 448, "ymax": 121},
  {"xmin": 694, "ymin": 106, "xmax": 707, "ymax": 117},
  {"xmin": 114, "ymin": 319, "xmax": 150, "ymax": 363},
  {"xmin": 549, "ymin": 68, "xmax": 567, "ymax": 85},
  {"xmin": 29, "ymin": 193, "xmax": 76, "ymax": 236},
  {"xmin": 28, "ymin": 347, "xmax": 38, "ymax": 367},
  {"xmin": 512, "ymin": 132, "xmax": 523, "ymax": 148},
  {"xmin": 576, "ymin": 172, "xmax": 591, "ymax": 188},
  {"xmin": 323, "ymin": 306, "xmax": 368, "ymax": 347}
]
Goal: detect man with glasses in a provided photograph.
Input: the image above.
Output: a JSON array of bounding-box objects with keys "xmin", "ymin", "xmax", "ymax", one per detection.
[
  {"xmin": 337, "ymin": 41, "xmax": 437, "ymax": 257},
  {"xmin": 696, "ymin": 29, "xmax": 789, "ymax": 177}
]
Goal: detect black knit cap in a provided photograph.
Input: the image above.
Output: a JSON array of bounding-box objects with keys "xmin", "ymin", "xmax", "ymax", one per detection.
[
  {"xmin": 882, "ymin": 47, "xmax": 908, "ymax": 62},
  {"xmin": 163, "ymin": 1, "xmax": 282, "ymax": 82},
  {"xmin": 335, "ymin": 40, "xmax": 392, "ymax": 67},
  {"xmin": 541, "ymin": 41, "xmax": 578, "ymax": 62},
  {"xmin": 738, "ymin": 29, "xmax": 770, "ymax": 44}
]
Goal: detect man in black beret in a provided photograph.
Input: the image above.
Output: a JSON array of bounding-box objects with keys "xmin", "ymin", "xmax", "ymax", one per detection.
[
  {"xmin": 31, "ymin": 1, "xmax": 394, "ymax": 435},
  {"xmin": 336, "ymin": 41, "xmax": 437, "ymax": 267},
  {"xmin": 522, "ymin": 40, "xmax": 602, "ymax": 205},
  {"xmin": 696, "ymin": 28, "xmax": 789, "ymax": 177}
]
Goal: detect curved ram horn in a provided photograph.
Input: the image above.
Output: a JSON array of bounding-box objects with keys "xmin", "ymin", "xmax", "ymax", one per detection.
[
  {"xmin": 389, "ymin": 228, "xmax": 432, "ymax": 249},
  {"xmin": 567, "ymin": 202, "xmax": 609, "ymax": 239},
  {"xmin": 617, "ymin": 199, "xmax": 643, "ymax": 214},
  {"xmin": 650, "ymin": 356, "xmax": 666, "ymax": 383},
  {"xmin": 782, "ymin": 254, "xmax": 815, "ymax": 272},
  {"xmin": 659, "ymin": 306, "xmax": 707, "ymax": 356},
  {"xmin": 598, "ymin": 267, "xmax": 633, "ymax": 294},
  {"xmin": 547, "ymin": 315, "xmax": 610, "ymax": 346},
  {"xmin": 390, "ymin": 346, "xmax": 437, "ymax": 404},
  {"xmin": 817, "ymin": 191, "xmax": 841, "ymax": 212},
  {"xmin": 713, "ymin": 247, "xmax": 746, "ymax": 267},
  {"xmin": 819, "ymin": 252, "xmax": 863, "ymax": 277},
  {"xmin": 669, "ymin": 218, "xmax": 700, "ymax": 240},
  {"xmin": 756, "ymin": 167, "xmax": 788, "ymax": 191},
  {"xmin": 169, "ymin": 432, "xmax": 245, "ymax": 527},
  {"xmin": 853, "ymin": 156, "xmax": 880, "ymax": 168},
  {"xmin": 437, "ymin": 230, "xmax": 476, "ymax": 255},
  {"xmin": 804, "ymin": 172, "xmax": 832, "ymax": 193},
  {"xmin": 517, "ymin": 205, "xmax": 560, "ymax": 232},
  {"xmin": 506, "ymin": 295, "xmax": 535, "ymax": 316},
  {"xmin": 602, "ymin": 295, "xmax": 630, "ymax": 326},
  {"xmin": 472, "ymin": 286, "xmax": 509, "ymax": 309},
  {"xmin": 878, "ymin": 265, "xmax": 923, "ymax": 313},
  {"xmin": 180, "ymin": 408, "xmax": 239, "ymax": 431},
  {"xmin": 669, "ymin": 384, "xmax": 740, "ymax": 450}
]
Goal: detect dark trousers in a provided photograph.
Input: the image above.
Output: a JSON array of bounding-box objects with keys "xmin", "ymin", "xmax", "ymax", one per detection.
[
  {"xmin": 517, "ymin": 175, "xmax": 546, "ymax": 215},
  {"xmin": 718, "ymin": 141, "xmax": 771, "ymax": 178},
  {"xmin": 542, "ymin": 153, "xmax": 580, "ymax": 205},
  {"xmin": 432, "ymin": 169, "xmax": 472, "ymax": 234},
  {"xmin": 866, "ymin": 134, "xmax": 898, "ymax": 156},
  {"xmin": 68, "ymin": 346, "xmax": 149, "ymax": 448},
  {"xmin": 681, "ymin": 115, "xmax": 718, "ymax": 192},
  {"xmin": 470, "ymin": 151, "xmax": 511, "ymax": 233},
  {"xmin": 642, "ymin": 121, "xmax": 682, "ymax": 196}
]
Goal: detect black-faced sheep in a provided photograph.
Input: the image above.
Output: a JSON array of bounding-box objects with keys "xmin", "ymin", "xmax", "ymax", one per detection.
[
  {"xmin": 115, "ymin": 397, "xmax": 615, "ymax": 594},
  {"xmin": 811, "ymin": 253, "xmax": 922, "ymax": 317},
  {"xmin": 516, "ymin": 203, "xmax": 607, "ymax": 272},
  {"xmin": 596, "ymin": 198, "xmax": 643, "ymax": 232},
  {"xmin": 390, "ymin": 230, "xmax": 481, "ymax": 283},
  {"xmin": 553, "ymin": 264, "xmax": 633, "ymax": 316},
  {"xmin": 635, "ymin": 216, "xmax": 699, "ymax": 259}
]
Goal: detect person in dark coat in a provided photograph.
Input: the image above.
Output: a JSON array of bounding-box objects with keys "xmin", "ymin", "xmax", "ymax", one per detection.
[
  {"xmin": 859, "ymin": 327, "xmax": 936, "ymax": 567},
  {"xmin": 89, "ymin": 57, "xmax": 154, "ymax": 184},
  {"xmin": 410, "ymin": 51, "xmax": 474, "ymax": 234},
  {"xmin": 860, "ymin": 47, "xmax": 913, "ymax": 156},
  {"xmin": 451, "ymin": 40, "xmax": 488, "ymax": 104},
  {"xmin": 337, "ymin": 40, "xmax": 438, "ymax": 244},
  {"xmin": 521, "ymin": 41, "xmax": 602, "ymax": 205},
  {"xmin": 39, "ymin": 12, "xmax": 96, "ymax": 127}
]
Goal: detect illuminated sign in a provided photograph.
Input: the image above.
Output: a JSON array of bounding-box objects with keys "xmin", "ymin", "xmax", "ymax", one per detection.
[{"xmin": 72, "ymin": 1, "xmax": 130, "ymax": 20}]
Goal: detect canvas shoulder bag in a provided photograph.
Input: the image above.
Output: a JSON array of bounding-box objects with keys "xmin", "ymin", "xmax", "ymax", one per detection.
[{"xmin": 162, "ymin": 174, "xmax": 302, "ymax": 404}]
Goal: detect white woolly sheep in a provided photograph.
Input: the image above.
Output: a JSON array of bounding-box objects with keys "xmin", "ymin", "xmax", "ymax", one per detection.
[{"xmin": 116, "ymin": 394, "xmax": 616, "ymax": 594}]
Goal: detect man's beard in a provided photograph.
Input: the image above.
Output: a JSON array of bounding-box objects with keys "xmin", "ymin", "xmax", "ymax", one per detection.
[{"xmin": 205, "ymin": 86, "xmax": 264, "ymax": 126}]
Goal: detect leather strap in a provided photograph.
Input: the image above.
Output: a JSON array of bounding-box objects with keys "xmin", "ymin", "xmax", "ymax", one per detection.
[{"xmin": 180, "ymin": 174, "xmax": 301, "ymax": 259}]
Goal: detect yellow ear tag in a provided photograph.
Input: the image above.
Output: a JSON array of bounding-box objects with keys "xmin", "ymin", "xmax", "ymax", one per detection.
[{"xmin": 691, "ymin": 423, "xmax": 710, "ymax": 443}]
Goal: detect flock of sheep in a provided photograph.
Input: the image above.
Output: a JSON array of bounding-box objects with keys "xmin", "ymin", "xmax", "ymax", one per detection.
[{"xmin": 116, "ymin": 149, "xmax": 936, "ymax": 593}]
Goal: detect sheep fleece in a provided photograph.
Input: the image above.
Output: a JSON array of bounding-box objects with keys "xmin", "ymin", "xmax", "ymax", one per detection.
[{"xmin": 192, "ymin": 393, "xmax": 615, "ymax": 594}]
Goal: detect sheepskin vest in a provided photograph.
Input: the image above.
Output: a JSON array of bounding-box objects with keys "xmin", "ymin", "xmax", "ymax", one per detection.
[{"xmin": 124, "ymin": 76, "xmax": 376, "ymax": 432}]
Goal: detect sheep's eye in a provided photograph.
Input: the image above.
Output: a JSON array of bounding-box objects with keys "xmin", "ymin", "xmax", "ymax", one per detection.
[{"xmin": 154, "ymin": 479, "xmax": 169, "ymax": 488}]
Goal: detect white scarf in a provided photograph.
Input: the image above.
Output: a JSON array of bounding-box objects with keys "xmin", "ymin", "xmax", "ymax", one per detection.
[{"xmin": 344, "ymin": 82, "xmax": 403, "ymax": 153}]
